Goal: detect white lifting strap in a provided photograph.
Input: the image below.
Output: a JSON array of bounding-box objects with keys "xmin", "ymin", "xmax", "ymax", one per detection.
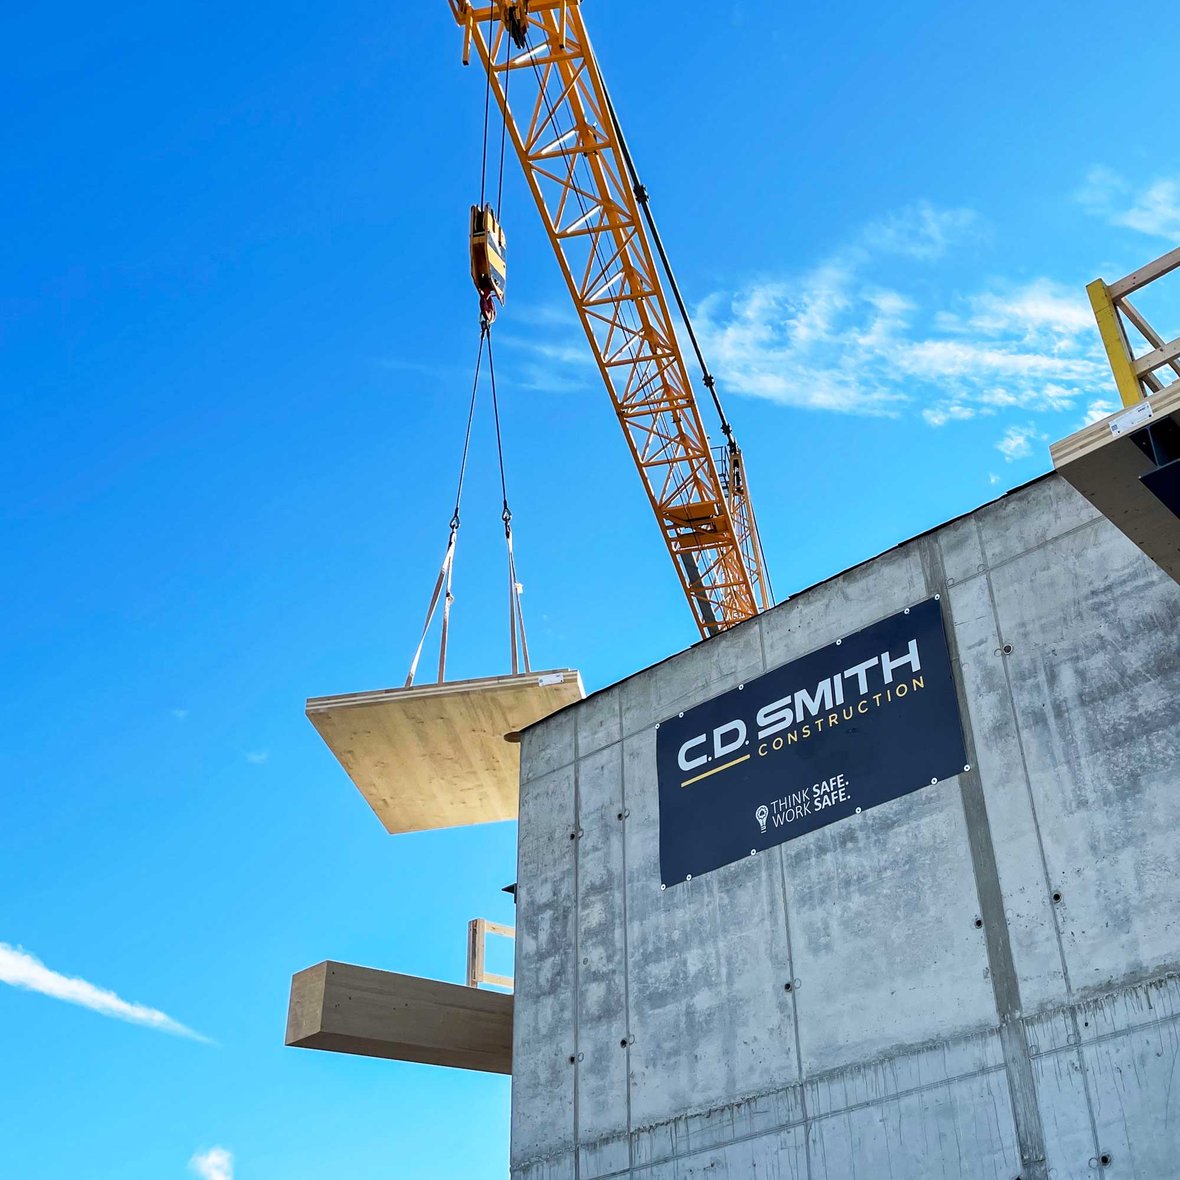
[
  {"xmin": 405, "ymin": 526, "xmax": 458, "ymax": 688},
  {"xmin": 505, "ymin": 525, "xmax": 530, "ymax": 676}
]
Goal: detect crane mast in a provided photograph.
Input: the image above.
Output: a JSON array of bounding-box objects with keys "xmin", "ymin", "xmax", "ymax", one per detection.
[{"xmin": 451, "ymin": 0, "xmax": 772, "ymax": 638}]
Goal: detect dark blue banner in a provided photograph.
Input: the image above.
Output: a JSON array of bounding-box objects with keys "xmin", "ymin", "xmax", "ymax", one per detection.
[{"xmin": 656, "ymin": 597, "xmax": 966, "ymax": 886}]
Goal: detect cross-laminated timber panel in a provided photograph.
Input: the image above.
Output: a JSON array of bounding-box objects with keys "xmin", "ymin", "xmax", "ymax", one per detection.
[
  {"xmin": 286, "ymin": 960, "xmax": 512, "ymax": 1075},
  {"xmin": 306, "ymin": 668, "xmax": 584, "ymax": 834},
  {"xmin": 1050, "ymin": 381, "xmax": 1180, "ymax": 582}
]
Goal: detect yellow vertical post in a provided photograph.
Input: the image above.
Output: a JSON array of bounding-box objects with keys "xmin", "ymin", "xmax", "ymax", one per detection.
[{"xmin": 1087, "ymin": 278, "xmax": 1144, "ymax": 408}]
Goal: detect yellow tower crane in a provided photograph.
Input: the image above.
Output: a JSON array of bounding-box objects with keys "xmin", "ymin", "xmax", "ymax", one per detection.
[{"xmin": 451, "ymin": 0, "xmax": 773, "ymax": 639}]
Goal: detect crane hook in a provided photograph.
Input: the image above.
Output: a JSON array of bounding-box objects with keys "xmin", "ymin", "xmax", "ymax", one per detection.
[{"xmin": 470, "ymin": 203, "xmax": 507, "ymax": 328}]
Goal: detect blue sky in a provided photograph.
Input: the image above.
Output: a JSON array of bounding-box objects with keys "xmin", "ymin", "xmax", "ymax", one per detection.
[{"xmin": 2, "ymin": 2, "xmax": 1179, "ymax": 1177}]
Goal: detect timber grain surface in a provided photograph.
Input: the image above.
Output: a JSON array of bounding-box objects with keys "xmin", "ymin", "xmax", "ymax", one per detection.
[
  {"xmin": 306, "ymin": 668, "xmax": 584, "ymax": 834},
  {"xmin": 286, "ymin": 960, "xmax": 513, "ymax": 1075}
]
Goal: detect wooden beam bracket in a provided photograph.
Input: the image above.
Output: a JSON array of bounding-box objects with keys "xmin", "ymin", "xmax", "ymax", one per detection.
[{"xmin": 467, "ymin": 918, "xmax": 516, "ymax": 990}]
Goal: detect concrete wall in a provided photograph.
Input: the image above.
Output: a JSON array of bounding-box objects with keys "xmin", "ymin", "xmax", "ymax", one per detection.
[{"xmin": 512, "ymin": 475, "xmax": 1180, "ymax": 1180}]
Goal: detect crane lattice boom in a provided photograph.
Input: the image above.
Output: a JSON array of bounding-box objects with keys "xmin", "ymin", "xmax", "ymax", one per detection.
[{"xmin": 451, "ymin": 0, "xmax": 771, "ymax": 637}]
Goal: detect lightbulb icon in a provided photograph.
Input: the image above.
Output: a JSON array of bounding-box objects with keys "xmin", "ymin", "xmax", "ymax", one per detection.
[{"xmin": 755, "ymin": 804, "xmax": 769, "ymax": 834}]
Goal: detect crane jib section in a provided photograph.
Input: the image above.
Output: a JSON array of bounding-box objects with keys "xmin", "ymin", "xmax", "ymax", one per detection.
[{"xmin": 451, "ymin": 0, "xmax": 771, "ymax": 638}]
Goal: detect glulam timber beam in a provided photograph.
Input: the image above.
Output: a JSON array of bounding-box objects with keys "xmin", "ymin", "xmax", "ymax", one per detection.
[{"xmin": 285, "ymin": 961, "xmax": 513, "ymax": 1075}]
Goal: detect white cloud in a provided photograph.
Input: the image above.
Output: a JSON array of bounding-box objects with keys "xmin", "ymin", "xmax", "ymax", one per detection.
[
  {"xmin": 1078, "ymin": 167, "xmax": 1180, "ymax": 240},
  {"xmin": 996, "ymin": 423, "xmax": 1047, "ymax": 462},
  {"xmin": 693, "ymin": 227, "xmax": 1107, "ymax": 423},
  {"xmin": 171, "ymin": 709, "xmax": 189, "ymax": 721},
  {"xmin": 244, "ymin": 751, "xmax": 269, "ymax": 765},
  {"xmin": 685, "ymin": 204, "xmax": 980, "ymax": 418},
  {"xmin": 190, "ymin": 1148, "xmax": 233, "ymax": 1180},
  {"xmin": 1076, "ymin": 166, "xmax": 1124, "ymax": 217},
  {"xmin": 499, "ymin": 203, "xmax": 982, "ymax": 413},
  {"xmin": 989, "ymin": 472, "xmax": 1001, "ymax": 485},
  {"xmin": 922, "ymin": 403, "xmax": 977, "ymax": 427},
  {"xmin": 496, "ymin": 200, "xmax": 1116, "ymax": 447},
  {"xmin": 0, "ymin": 942, "xmax": 210, "ymax": 1042},
  {"xmin": 953, "ymin": 278, "xmax": 1095, "ymax": 339},
  {"xmin": 858, "ymin": 201, "xmax": 979, "ymax": 261},
  {"xmin": 1119, "ymin": 180, "xmax": 1180, "ymax": 240},
  {"xmin": 1082, "ymin": 399, "xmax": 1118, "ymax": 427},
  {"xmin": 692, "ymin": 271, "xmax": 908, "ymax": 416}
]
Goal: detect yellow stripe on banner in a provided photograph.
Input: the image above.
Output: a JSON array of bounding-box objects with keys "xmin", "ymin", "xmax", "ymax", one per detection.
[{"xmin": 681, "ymin": 753, "xmax": 751, "ymax": 788}]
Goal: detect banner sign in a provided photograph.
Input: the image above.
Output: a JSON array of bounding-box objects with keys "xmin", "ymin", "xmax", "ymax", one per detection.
[{"xmin": 656, "ymin": 597, "xmax": 966, "ymax": 886}]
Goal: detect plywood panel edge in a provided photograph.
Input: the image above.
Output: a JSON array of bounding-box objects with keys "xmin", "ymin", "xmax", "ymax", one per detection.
[
  {"xmin": 306, "ymin": 668, "xmax": 584, "ymax": 713},
  {"xmin": 1051, "ymin": 383, "xmax": 1180, "ymax": 469}
]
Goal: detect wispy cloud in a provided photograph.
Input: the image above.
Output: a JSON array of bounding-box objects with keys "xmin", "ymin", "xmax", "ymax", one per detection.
[
  {"xmin": 1081, "ymin": 398, "xmax": 1118, "ymax": 427},
  {"xmin": 497, "ymin": 202, "xmax": 981, "ymax": 408},
  {"xmin": 381, "ymin": 302, "xmax": 588, "ymax": 393},
  {"xmin": 858, "ymin": 201, "xmax": 979, "ymax": 261},
  {"xmin": 1078, "ymin": 167, "xmax": 1180, "ymax": 240},
  {"xmin": 244, "ymin": 751, "xmax": 269, "ymax": 765},
  {"xmin": 0, "ymin": 942, "xmax": 210, "ymax": 1042},
  {"xmin": 190, "ymin": 1148, "xmax": 233, "ymax": 1180},
  {"xmin": 693, "ymin": 206, "xmax": 1107, "ymax": 426},
  {"xmin": 171, "ymin": 708, "xmax": 189, "ymax": 721},
  {"xmin": 493, "ymin": 324, "xmax": 594, "ymax": 395},
  {"xmin": 996, "ymin": 423, "xmax": 1047, "ymax": 462},
  {"xmin": 482, "ymin": 198, "xmax": 1119, "ymax": 467}
]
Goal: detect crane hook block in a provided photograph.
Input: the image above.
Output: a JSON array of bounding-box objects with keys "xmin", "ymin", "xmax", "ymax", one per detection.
[
  {"xmin": 471, "ymin": 204, "xmax": 507, "ymax": 325},
  {"xmin": 504, "ymin": 1, "xmax": 530, "ymax": 48}
]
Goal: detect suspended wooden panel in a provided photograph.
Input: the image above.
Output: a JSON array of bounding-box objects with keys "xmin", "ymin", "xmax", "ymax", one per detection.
[
  {"xmin": 306, "ymin": 669, "xmax": 584, "ymax": 834},
  {"xmin": 1051, "ymin": 382, "xmax": 1180, "ymax": 583},
  {"xmin": 286, "ymin": 960, "xmax": 513, "ymax": 1075}
]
